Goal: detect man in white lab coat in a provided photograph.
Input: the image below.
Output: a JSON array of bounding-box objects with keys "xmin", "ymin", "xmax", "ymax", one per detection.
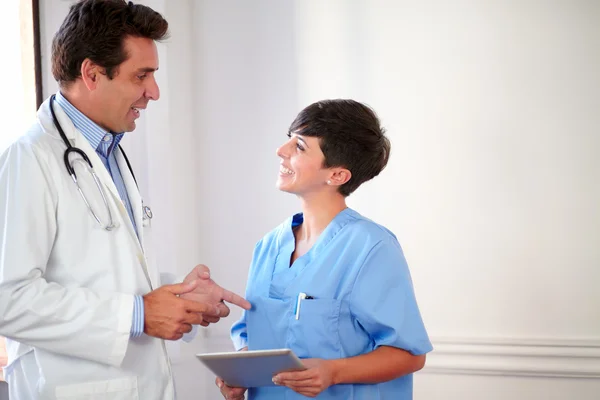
[{"xmin": 0, "ymin": 1, "xmax": 250, "ymax": 399}]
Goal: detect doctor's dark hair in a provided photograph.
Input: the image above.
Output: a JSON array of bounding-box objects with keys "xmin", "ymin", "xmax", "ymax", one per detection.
[
  {"xmin": 289, "ymin": 99, "xmax": 390, "ymax": 197},
  {"xmin": 51, "ymin": 0, "xmax": 169, "ymax": 87}
]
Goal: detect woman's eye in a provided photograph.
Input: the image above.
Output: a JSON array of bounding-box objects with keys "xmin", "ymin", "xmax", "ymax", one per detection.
[{"xmin": 296, "ymin": 143, "xmax": 305, "ymax": 151}]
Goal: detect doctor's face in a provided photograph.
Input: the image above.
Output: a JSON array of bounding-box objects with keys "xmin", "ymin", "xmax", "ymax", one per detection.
[
  {"xmin": 92, "ymin": 36, "xmax": 161, "ymax": 133},
  {"xmin": 276, "ymin": 133, "xmax": 332, "ymax": 195}
]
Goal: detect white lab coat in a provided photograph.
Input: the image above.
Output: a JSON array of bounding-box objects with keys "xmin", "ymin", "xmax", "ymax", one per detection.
[{"xmin": 0, "ymin": 97, "xmax": 175, "ymax": 399}]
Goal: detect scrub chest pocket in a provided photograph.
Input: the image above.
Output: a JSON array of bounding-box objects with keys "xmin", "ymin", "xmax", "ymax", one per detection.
[
  {"xmin": 247, "ymin": 296, "xmax": 342, "ymax": 360},
  {"xmin": 288, "ymin": 298, "xmax": 341, "ymax": 359}
]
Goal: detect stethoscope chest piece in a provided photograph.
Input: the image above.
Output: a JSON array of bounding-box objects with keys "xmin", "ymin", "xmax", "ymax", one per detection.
[
  {"xmin": 143, "ymin": 205, "xmax": 153, "ymax": 220},
  {"xmin": 142, "ymin": 204, "xmax": 153, "ymax": 227}
]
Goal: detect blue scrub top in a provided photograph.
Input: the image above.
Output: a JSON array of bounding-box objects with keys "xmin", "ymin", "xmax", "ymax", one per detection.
[{"xmin": 231, "ymin": 208, "xmax": 432, "ymax": 400}]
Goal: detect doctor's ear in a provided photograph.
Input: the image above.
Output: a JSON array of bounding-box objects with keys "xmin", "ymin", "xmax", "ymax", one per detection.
[{"xmin": 80, "ymin": 59, "xmax": 101, "ymax": 90}]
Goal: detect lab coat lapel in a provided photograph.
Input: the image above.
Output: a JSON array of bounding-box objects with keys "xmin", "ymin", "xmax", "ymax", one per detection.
[
  {"xmin": 70, "ymin": 137, "xmax": 147, "ymax": 260},
  {"xmin": 114, "ymin": 146, "xmax": 144, "ymax": 248},
  {"xmin": 114, "ymin": 147, "xmax": 158, "ymax": 289}
]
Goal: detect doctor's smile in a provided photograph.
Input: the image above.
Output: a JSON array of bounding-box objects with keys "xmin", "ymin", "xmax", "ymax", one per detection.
[{"xmin": 129, "ymin": 104, "xmax": 144, "ymax": 119}]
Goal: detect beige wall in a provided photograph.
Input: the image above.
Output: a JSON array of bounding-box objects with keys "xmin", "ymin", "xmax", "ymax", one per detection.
[
  {"xmin": 0, "ymin": 337, "xmax": 6, "ymax": 381},
  {"xmin": 0, "ymin": 0, "xmax": 39, "ymax": 384}
]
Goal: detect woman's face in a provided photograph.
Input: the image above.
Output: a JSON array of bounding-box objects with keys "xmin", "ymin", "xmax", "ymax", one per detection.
[{"xmin": 275, "ymin": 133, "xmax": 332, "ymax": 195}]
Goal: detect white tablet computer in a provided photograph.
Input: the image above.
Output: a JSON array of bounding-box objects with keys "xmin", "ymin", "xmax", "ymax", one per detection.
[{"xmin": 196, "ymin": 348, "xmax": 305, "ymax": 388}]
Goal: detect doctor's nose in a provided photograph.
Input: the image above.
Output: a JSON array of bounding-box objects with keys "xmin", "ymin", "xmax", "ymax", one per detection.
[{"xmin": 145, "ymin": 78, "xmax": 160, "ymax": 101}]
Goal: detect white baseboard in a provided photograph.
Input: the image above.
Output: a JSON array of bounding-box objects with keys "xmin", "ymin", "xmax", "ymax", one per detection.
[
  {"xmin": 424, "ymin": 336, "xmax": 600, "ymax": 379},
  {"xmin": 201, "ymin": 332, "xmax": 600, "ymax": 379}
]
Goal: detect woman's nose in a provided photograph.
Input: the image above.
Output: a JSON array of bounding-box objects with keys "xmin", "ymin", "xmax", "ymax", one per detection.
[{"xmin": 276, "ymin": 144, "xmax": 287, "ymax": 158}]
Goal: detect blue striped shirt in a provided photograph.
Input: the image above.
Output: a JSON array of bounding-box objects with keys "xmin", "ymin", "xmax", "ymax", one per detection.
[{"xmin": 55, "ymin": 92, "xmax": 145, "ymax": 338}]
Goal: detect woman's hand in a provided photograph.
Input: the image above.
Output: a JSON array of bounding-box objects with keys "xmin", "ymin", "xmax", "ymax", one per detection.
[
  {"xmin": 216, "ymin": 377, "xmax": 247, "ymax": 400},
  {"xmin": 216, "ymin": 346, "xmax": 248, "ymax": 399},
  {"xmin": 272, "ymin": 358, "xmax": 336, "ymax": 398}
]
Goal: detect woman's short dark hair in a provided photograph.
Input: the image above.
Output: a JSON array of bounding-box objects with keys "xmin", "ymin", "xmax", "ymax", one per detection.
[
  {"xmin": 51, "ymin": 0, "xmax": 169, "ymax": 87},
  {"xmin": 289, "ymin": 99, "xmax": 390, "ymax": 197}
]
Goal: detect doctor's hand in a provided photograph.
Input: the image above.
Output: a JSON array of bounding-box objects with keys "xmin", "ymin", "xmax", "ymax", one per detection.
[
  {"xmin": 272, "ymin": 358, "xmax": 336, "ymax": 398},
  {"xmin": 143, "ymin": 280, "xmax": 220, "ymax": 340},
  {"xmin": 216, "ymin": 377, "xmax": 247, "ymax": 400},
  {"xmin": 181, "ymin": 264, "xmax": 251, "ymax": 326}
]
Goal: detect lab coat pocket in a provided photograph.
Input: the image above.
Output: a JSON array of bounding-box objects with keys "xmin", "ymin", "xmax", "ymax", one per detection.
[
  {"xmin": 289, "ymin": 298, "xmax": 341, "ymax": 359},
  {"xmin": 55, "ymin": 376, "xmax": 138, "ymax": 400}
]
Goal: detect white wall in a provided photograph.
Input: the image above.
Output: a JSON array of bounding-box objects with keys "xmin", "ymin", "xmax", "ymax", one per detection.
[
  {"xmin": 175, "ymin": 1, "xmax": 301, "ymax": 397},
  {"xmin": 39, "ymin": 1, "xmax": 600, "ymax": 399},
  {"xmin": 189, "ymin": 0, "xmax": 600, "ymax": 399}
]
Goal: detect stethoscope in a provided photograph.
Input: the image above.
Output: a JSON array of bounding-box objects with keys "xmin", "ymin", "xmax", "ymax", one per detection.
[{"xmin": 49, "ymin": 94, "xmax": 153, "ymax": 231}]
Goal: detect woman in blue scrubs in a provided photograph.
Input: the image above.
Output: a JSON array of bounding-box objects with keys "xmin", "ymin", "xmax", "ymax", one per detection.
[{"xmin": 218, "ymin": 99, "xmax": 432, "ymax": 399}]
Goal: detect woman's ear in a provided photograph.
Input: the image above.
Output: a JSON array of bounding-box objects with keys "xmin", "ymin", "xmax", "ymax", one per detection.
[{"xmin": 328, "ymin": 168, "xmax": 351, "ymax": 186}]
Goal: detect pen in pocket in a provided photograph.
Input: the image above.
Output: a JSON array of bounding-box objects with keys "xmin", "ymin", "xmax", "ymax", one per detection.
[{"xmin": 294, "ymin": 292, "xmax": 314, "ymax": 320}]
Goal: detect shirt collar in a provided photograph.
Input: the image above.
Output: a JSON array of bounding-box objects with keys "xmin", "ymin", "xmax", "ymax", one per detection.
[{"xmin": 55, "ymin": 91, "xmax": 124, "ymax": 157}]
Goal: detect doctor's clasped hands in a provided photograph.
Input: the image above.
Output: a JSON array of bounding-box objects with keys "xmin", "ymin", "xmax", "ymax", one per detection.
[
  {"xmin": 181, "ymin": 264, "xmax": 251, "ymax": 324},
  {"xmin": 143, "ymin": 265, "xmax": 251, "ymax": 341}
]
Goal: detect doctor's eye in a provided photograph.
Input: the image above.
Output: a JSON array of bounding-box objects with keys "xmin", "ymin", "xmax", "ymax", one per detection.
[{"xmin": 137, "ymin": 74, "xmax": 147, "ymax": 81}]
